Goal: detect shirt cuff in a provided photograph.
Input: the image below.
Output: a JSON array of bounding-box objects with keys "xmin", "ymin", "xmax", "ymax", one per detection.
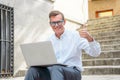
[{"xmin": 89, "ymin": 39, "xmax": 98, "ymax": 45}]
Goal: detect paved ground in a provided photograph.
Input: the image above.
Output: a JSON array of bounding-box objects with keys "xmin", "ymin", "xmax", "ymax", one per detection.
[
  {"xmin": 0, "ymin": 75, "xmax": 120, "ymax": 80},
  {"xmin": 82, "ymin": 75, "xmax": 120, "ymax": 80}
]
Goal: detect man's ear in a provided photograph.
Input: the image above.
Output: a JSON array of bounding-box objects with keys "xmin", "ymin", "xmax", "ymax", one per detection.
[{"xmin": 64, "ymin": 19, "xmax": 66, "ymax": 25}]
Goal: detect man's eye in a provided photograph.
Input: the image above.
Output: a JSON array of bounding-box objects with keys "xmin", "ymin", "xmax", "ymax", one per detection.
[
  {"xmin": 57, "ymin": 21, "xmax": 61, "ymax": 23},
  {"xmin": 51, "ymin": 22, "xmax": 56, "ymax": 24},
  {"xmin": 53, "ymin": 22, "xmax": 56, "ymax": 24}
]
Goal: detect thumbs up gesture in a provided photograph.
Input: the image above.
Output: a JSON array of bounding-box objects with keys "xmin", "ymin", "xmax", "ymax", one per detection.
[{"xmin": 79, "ymin": 24, "xmax": 93, "ymax": 42}]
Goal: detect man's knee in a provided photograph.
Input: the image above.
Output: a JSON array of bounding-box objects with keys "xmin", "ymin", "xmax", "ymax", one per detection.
[
  {"xmin": 25, "ymin": 67, "xmax": 39, "ymax": 78},
  {"xmin": 48, "ymin": 65, "xmax": 64, "ymax": 80},
  {"xmin": 48, "ymin": 65, "xmax": 64, "ymax": 73},
  {"xmin": 28, "ymin": 67, "xmax": 37, "ymax": 73},
  {"xmin": 25, "ymin": 66, "xmax": 51, "ymax": 80}
]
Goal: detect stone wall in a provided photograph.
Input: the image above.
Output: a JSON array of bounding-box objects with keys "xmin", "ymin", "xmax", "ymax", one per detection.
[
  {"xmin": 89, "ymin": 0, "xmax": 120, "ymax": 19},
  {"xmin": 0, "ymin": 0, "xmax": 81, "ymax": 76},
  {"xmin": 0, "ymin": 0, "xmax": 53, "ymax": 75}
]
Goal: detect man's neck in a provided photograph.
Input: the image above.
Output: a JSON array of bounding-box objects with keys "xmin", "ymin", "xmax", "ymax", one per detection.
[
  {"xmin": 55, "ymin": 33, "xmax": 61, "ymax": 39},
  {"xmin": 55, "ymin": 31, "xmax": 64, "ymax": 39}
]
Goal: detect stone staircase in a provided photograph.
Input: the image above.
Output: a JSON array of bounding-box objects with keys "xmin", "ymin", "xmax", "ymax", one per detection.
[
  {"xmin": 15, "ymin": 15, "xmax": 120, "ymax": 77},
  {"xmin": 82, "ymin": 15, "xmax": 120, "ymax": 75}
]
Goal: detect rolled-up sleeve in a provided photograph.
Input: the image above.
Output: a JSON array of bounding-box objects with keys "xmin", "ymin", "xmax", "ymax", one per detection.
[
  {"xmin": 76, "ymin": 31, "xmax": 101, "ymax": 57},
  {"xmin": 87, "ymin": 40, "xmax": 101, "ymax": 57}
]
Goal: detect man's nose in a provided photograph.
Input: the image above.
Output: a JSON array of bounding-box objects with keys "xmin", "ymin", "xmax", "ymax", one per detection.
[{"xmin": 54, "ymin": 23, "xmax": 59, "ymax": 27}]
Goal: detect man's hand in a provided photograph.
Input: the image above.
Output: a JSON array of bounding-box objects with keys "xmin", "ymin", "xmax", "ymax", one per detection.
[{"xmin": 79, "ymin": 24, "xmax": 93, "ymax": 42}]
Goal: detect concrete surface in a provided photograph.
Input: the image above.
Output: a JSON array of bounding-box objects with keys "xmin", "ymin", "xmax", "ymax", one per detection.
[{"xmin": 0, "ymin": 75, "xmax": 120, "ymax": 80}]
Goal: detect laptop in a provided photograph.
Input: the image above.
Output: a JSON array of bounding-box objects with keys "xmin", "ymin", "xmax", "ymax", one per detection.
[{"xmin": 20, "ymin": 41, "xmax": 66, "ymax": 67}]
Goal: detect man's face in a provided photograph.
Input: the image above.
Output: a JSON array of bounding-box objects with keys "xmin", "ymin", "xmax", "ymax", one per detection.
[{"xmin": 50, "ymin": 14, "xmax": 65, "ymax": 36}]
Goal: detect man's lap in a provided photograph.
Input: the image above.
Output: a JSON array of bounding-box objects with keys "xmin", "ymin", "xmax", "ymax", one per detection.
[
  {"xmin": 48, "ymin": 65, "xmax": 81, "ymax": 80},
  {"xmin": 25, "ymin": 65, "xmax": 81, "ymax": 80}
]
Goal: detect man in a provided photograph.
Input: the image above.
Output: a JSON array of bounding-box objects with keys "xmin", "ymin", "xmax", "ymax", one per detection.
[{"xmin": 25, "ymin": 10, "xmax": 101, "ymax": 80}]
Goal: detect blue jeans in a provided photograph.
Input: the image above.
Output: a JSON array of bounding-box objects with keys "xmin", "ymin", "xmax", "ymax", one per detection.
[
  {"xmin": 25, "ymin": 65, "xmax": 81, "ymax": 80},
  {"xmin": 25, "ymin": 66, "xmax": 50, "ymax": 80},
  {"xmin": 48, "ymin": 65, "xmax": 81, "ymax": 80}
]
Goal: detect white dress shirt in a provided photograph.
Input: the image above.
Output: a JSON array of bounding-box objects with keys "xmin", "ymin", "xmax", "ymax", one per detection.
[{"xmin": 48, "ymin": 30, "xmax": 101, "ymax": 71}]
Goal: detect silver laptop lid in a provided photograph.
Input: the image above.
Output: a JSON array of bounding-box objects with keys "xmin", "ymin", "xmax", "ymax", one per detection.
[{"xmin": 20, "ymin": 41, "xmax": 58, "ymax": 66}]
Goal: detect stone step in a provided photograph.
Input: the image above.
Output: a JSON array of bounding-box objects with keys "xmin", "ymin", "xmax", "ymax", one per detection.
[
  {"xmin": 12, "ymin": 66, "xmax": 120, "ymax": 77},
  {"xmin": 95, "ymin": 35, "xmax": 120, "ymax": 41},
  {"xmin": 99, "ymin": 39, "xmax": 120, "ymax": 45},
  {"xmin": 88, "ymin": 17, "xmax": 120, "ymax": 24},
  {"xmin": 88, "ymin": 25, "xmax": 120, "ymax": 34},
  {"xmin": 82, "ymin": 58, "xmax": 120, "ymax": 66},
  {"xmin": 101, "ymin": 44, "xmax": 120, "ymax": 51},
  {"xmin": 88, "ymin": 19, "xmax": 120, "ymax": 30},
  {"xmin": 82, "ymin": 75, "xmax": 120, "ymax": 80},
  {"xmin": 98, "ymin": 37, "xmax": 120, "ymax": 42},
  {"xmin": 91, "ymin": 30, "xmax": 120, "ymax": 38},
  {"xmin": 88, "ymin": 20, "xmax": 120, "ymax": 30},
  {"xmin": 82, "ymin": 66, "xmax": 120, "ymax": 75},
  {"xmin": 1, "ymin": 75, "xmax": 120, "ymax": 80},
  {"xmin": 14, "ymin": 70, "xmax": 27, "ymax": 77},
  {"xmin": 82, "ymin": 50, "xmax": 120, "ymax": 59},
  {"xmin": 88, "ymin": 16, "xmax": 120, "ymax": 26},
  {"xmin": 88, "ymin": 23, "xmax": 120, "ymax": 32}
]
